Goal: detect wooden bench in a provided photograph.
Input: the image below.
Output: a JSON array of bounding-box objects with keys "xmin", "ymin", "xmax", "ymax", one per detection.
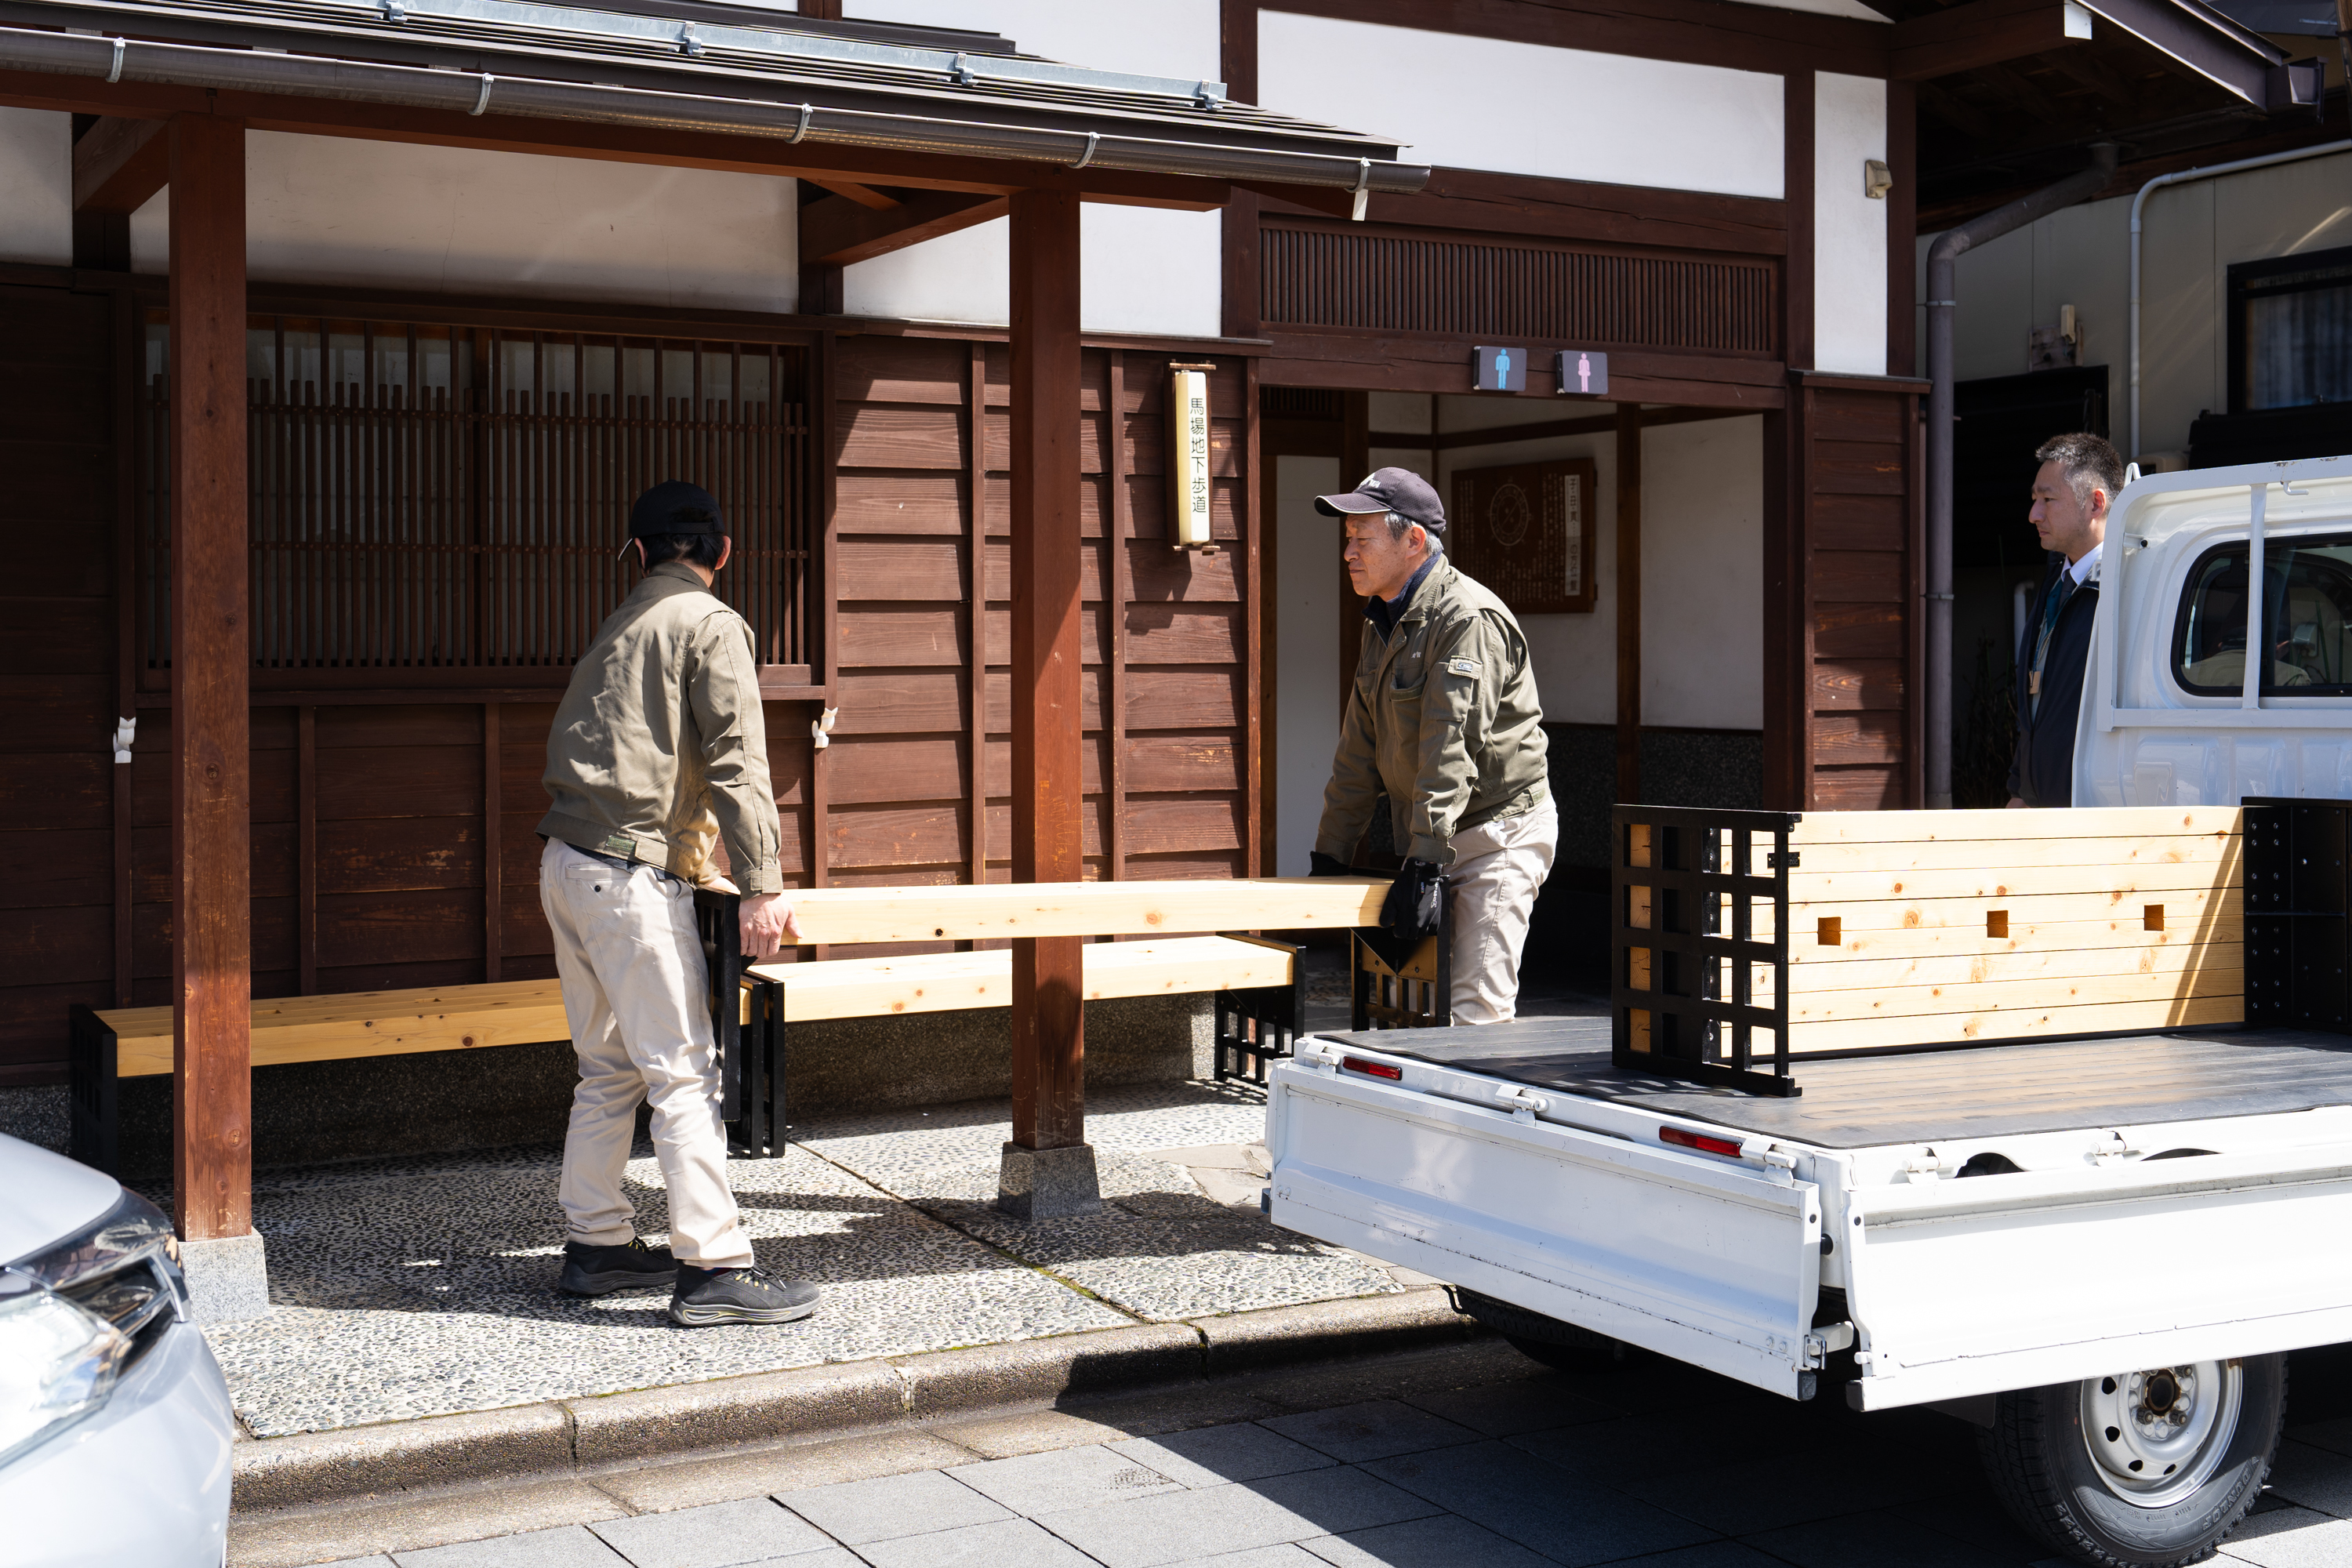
[{"xmin": 68, "ymin": 877, "xmax": 1396, "ymax": 1171}]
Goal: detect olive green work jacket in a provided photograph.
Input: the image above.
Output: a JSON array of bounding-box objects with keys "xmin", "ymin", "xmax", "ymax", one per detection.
[
  {"xmin": 1315, "ymin": 555, "xmax": 1549, "ymax": 867},
  {"xmin": 537, "ymin": 561, "xmax": 785, "ymax": 894}
]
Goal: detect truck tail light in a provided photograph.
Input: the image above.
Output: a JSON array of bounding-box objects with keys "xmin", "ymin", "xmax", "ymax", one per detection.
[
  {"xmin": 1660, "ymin": 1125, "xmax": 1742, "ymax": 1158},
  {"xmin": 1341, "ymin": 1057, "xmax": 1403, "ymax": 1080}
]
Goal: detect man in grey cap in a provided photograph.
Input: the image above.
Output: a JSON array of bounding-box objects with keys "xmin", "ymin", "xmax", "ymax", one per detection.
[
  {"xmin": 536, "ymin": 480, "xmax": 819, "ymax": 1326},
  {"xmin": 1308, "ymin": 466, "xmax": 1556, "ymax": 1024}
]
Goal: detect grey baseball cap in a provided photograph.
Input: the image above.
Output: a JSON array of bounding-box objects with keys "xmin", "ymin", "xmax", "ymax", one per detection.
[{"xmin": 1313, "ymin": 466, "xmax": 1445, "ymax": 533}]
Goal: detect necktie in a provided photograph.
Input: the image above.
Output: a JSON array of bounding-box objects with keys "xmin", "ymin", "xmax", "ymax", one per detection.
[{"xmin": 2031, "ymin": 568, "xmax": 2077, "ymax": 718}]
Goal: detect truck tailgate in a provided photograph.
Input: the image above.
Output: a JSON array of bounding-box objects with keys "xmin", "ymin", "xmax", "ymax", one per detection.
[{"xmin": 1269, "ymin": 1054, "xmax": 1825, "ymax": 1399}]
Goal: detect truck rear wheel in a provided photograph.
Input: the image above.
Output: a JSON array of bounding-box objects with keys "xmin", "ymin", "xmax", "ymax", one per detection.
[
  {"xmin": 1451, "ymin": 1288, "xmax": 1630, "ymax": 1369},
  {"xmin": 1978, "ymin": 1354, "xmax": 2285, "ymax": 1567}
]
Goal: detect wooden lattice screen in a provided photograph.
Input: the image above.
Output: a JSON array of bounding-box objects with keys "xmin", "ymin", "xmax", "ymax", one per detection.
[
  {"xmin": 136, "ymin": 314, "xmax": 818, "ymax": 690},
  {"xmin": 1259, "ymin": 221, "xmax": 1778, "ymax": 356}
]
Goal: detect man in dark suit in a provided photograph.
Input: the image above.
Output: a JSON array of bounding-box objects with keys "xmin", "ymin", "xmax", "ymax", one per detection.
[{"xmin": 2008, "ymin": 433, "xmax": 2124, "ymax": 808}]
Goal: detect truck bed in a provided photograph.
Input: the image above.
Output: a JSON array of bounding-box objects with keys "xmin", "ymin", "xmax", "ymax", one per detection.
[{"xmin": 1314, "ymin": 1018, "xmax": 2352, "ymax": 1148}]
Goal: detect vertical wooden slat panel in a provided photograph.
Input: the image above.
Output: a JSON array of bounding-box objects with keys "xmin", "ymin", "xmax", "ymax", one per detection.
[
  {"xmin": 1105, "ymin": 350, "xmax": 1129, "ymax": 883},
  {"xmin": 298, "ymin": 705, "xmax": 317, "ymax": 995},
  {"xmin": 1242, "ymin": 354, "xmax": 1262, "ymax": 879},
  {"xmin": 1615, "ymin": 404, "xmax": 1642, "ymax": 805},
  {"xmin": 483, "ymin": 702, "xmax": 503, "ymax": 982},
  {"xmin": 966, "ymin": 339, "xmax": 989, "ymax": 896},
  {"xmin": 111, "ymin": 289, "xmax": 136, "ymax": 1008}
]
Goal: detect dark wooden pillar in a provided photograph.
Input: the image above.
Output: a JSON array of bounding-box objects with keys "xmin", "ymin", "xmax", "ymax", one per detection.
[
  {"xmin": 1007, "ymin": 188, "xmax": 1086, "ymax": 1155},
  {"xmin": 168, "ymin": 113, "xmax": 252, "ymax": 1243},
  {"xmin": 1614, "ymin": 404, "xmax": 1642, "ymax": 805}
]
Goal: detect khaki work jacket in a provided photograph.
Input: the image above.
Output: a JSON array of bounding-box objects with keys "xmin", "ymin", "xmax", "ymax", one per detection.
[
  {"xmin": 538, "ymin": 561, "xmax": 784, "ymax": 894},
  {"xmin": 1316, "ymin": 557, "xmax": 1548, "ymax": 867}
]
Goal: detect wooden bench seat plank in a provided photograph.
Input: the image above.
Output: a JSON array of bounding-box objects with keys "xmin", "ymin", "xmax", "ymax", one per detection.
[
  {"xmin": 771, "ymin": 878, "xmax": 1386, "ymax": 946},
  {"xmin": 103, "ymin": 981, "xmax": 571, "ymax": 1078},
  {"xmin": 745, "ymin": 935, "xmax": 1294, "ymax": 1023}
]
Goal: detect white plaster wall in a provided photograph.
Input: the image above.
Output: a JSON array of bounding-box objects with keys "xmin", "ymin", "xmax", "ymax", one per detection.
[
  {"xmin": 1258, "ymin": 13, "xmax": 1784, "ymax": 199},
  {"xmin": 1273, "ymin": 455, "xmax": 1344, "ymax": 875},
  {"xmin": 839, "ymin": 0, "xmax": 1223, "ymax": 336},
  {"xmin": 840, "ymin": 205, "xmax": 1222, "ymax": 336},
  {"xmin": 1813, "ymin": 72, "xmax": 1888, "ymax": 376},
  {"xmin": 1917, "ymin": 150, "xmax": 2352, "ymax": 459},
  {"xmin": 0, "ymin": 109, "xmax": 71, "ymax": 267},
  {"xmin": 1638, "ymin": 416, "xmax": 1765, "ymax": 729},
  {"xmin": 130, "ymin": 132, "xmax": 797, "ymax": 311}
]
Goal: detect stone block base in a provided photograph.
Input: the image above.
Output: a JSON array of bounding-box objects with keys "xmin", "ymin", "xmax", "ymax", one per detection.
[
  {"xmin": 996, "ymin": 1142, "xmax": 1102, "ymax": 1221},
  {"xmin": 180, "ymin": 1231, "xmax": 270, "ymax": 1324}
]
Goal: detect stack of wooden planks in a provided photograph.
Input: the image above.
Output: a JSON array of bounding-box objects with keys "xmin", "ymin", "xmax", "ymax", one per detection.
[{"xmin": 1766, "ymin": 806, "xmax": 2245, "ymax": 1053}]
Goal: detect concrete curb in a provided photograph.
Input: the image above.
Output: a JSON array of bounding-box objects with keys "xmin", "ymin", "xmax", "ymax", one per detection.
[{"xmin": 230, "ymin": 1287, "xmax": 1478, "ymax": 1513}]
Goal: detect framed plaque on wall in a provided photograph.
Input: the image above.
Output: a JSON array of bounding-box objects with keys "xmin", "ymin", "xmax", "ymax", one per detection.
[{"xmin": 1447, "ymin": 458, "xmax": 1597, "ymax": 615}]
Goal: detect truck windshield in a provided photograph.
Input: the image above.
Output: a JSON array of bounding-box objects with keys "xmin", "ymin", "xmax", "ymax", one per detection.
[{"xmin": 2174, "ymin": 533, "xmax": 2352, "ymax": 695}]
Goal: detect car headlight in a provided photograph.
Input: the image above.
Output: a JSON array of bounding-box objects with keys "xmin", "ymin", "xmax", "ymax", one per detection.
[
  {"xmin": 10, "ymin": 1191, "xmax": 187, "ymax": 1354},
  {"xmin": 0, "ymin": 1271, "xmax": 129, "ymax": 1469}
]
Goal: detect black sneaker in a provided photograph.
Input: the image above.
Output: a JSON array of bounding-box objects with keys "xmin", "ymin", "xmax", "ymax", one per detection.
[
  {"xmin": 557, "ymin": 1237, "xmax": 677, "ymax": 1297},
  {"xmin": 669, "ymin": 1265, "xmax": 822, "ymax": 1327}
]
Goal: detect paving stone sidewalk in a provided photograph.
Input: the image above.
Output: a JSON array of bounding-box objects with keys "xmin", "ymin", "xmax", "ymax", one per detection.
[
  {"xmin": 0, "ymin": 1076, "xmax": 1419, "ymax": 1439},
  {"xmin": 251, "ymin": 1338, "xmax": 2352, "ymax": 1568}
]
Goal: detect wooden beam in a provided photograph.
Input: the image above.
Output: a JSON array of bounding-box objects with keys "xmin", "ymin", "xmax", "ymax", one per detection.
[
  {"xmin": 1339, "ymin": 391, "xmax": 1367, "ymax": 729},
  {"xmin": 764, "ymin": 877, "xmax": 1390, "ymax": 946},
  {"xmin": 745, "ymin": 935, "xmax": 1297, "ymax": 1022},
  {"xmin": 800, "ymin": 187, "xmax": 1007, "ymax": 267},
  {"xmin": 1890, "ymin": 0, "xmax": 2085, "ymax": 81},
  {"xmin": 1008, "ymin": 187, "xmax": 1087, "ymax": 1153},
  {"xmin": 1106, "ymin": 350, "xmax": 1132, "ymax": 884},
  {"xmin": 806, "ymin": 178, "xmax": 902, "ymax": 211},
  {"xmin": 1262, "ymin": 167, "xmax": 1791, "ymax": 258},
  {"xmin": 0, "ymin": 73, "xmax": 1235, "ymax": 211},
  {"xmin": 966, "ymin": 338, "xmax": 989, "ymax": 909},
  {"xmin": 168, "ymin": 111, "xmax": 252, "ymax": 1246},
  {"xmin": 74, "ymin": 114, "xmax": 168, "ymax": 213},
  {"xmin": 1615, "ymin": 404, "xmax": 1642, "ymax": 805}
]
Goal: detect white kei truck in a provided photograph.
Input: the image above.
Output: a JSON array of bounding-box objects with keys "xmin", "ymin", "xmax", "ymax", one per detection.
[{"xmin": 1259, "ymin": 456, "xmax": 2352, "ymax": 1568}]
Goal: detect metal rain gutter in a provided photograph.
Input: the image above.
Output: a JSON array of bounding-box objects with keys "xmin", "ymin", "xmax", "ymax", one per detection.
[
  {"xmin": 1922, "ymin": 142, "xmax": 2117, "ymax": 810},
  {"xmin": 0, "ymin": 24, "xmax": 1432, "ymax": 193}
]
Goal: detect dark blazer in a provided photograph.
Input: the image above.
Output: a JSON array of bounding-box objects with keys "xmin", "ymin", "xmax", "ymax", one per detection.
[{"xmin": 2008, "ymin": 554, "xmax": 2100, "ymax": 807}]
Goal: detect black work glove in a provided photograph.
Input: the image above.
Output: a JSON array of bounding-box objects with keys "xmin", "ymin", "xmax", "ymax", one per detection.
[
  {"xmin": 1381, "ymin": 858, "xmax": 1445, "ymax": 942},
  {"xmin": 1308, "ymin": 851, "xmax": 1353, "ymax": 878}
]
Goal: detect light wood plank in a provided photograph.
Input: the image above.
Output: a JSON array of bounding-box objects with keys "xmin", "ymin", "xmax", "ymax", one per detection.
[
  {"xmin": 1777, "ymin": 940, "xmax": 2243, "ymax": 994},
  {"xmin": 748, "ymin": 935, "xmax": 1293, "ymax": 1022},
  {"xmin": 1787, "ymin": 916, "xmax": 2245, "ymax": 964},
  {"xmin": 1785, "ymin": 967, "xmax": 2243, "ymax": 1024},
  {"xmin": 1769, "ymin": 885, "xmax": 2238, "ymax": 935},
  {"xmin": 114, "ymin": 983, "xmax": 571, "ymax": 1077},
  {"xmin": 772, "ymin": 877, "xmax": 1387, "ymax": 945},
  {"xmin": 1787, "ymin": 805, "xmax": 2241, "ymax": 845},
  {"xmin": 1766, "ymin": 831, "xmax": 2240, "ymax": 877},
  {"xmin": 1783, "ymin": 993, "xmax": 2245, "ymax": 1053},
  {"xmin": 1784, "ymin": 856, "xmax": 2241, "ymax": 905}
]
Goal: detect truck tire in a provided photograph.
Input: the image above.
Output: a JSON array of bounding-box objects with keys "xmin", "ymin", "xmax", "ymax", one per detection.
[
  {"xmin": 1452, "ymin": 1288, "xmax": 1630, "ymax": 1369},
  {"xmin": 1977, "ymin": 1355, "xmax": 2285, "ymax": 1567}
]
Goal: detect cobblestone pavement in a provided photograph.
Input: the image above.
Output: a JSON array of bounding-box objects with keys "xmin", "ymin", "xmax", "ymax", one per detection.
[{"xmin": 244, "ymin": 1338, "xmax": 2352, "ymax": 1568}]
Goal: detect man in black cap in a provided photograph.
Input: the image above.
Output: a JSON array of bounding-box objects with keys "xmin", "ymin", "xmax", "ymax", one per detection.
[
  {"xmin": 1308, "ymin": 467, "xmax": 1555, "ymax": 1023},
  {"xmin": 535, "ymin": 481, "xmax": 819, "ymax": 1326}
]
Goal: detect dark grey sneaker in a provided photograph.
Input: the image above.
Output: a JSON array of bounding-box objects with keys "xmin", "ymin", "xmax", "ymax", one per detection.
[
  {"xmin": 669, "ymin": 1265, "xmax": 822, "ymax": 1327},
  {"xmin": 558, "ymin": 1237, "xmax": 676, "ymax": 1297}
]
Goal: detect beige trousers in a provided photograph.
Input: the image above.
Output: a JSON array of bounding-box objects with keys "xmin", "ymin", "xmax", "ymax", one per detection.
[
  {"xmin": 1446, "ymin": 803, "xmax": 1559, "ymax": 1025},
  {"xmin": 539, "ymin": 837, "xmax": 753, "ymax": 1269}
]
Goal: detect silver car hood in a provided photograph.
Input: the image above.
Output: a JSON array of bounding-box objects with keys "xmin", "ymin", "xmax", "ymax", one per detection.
[{"xmin": 0, "ymin": 1134, "xmax": 122, "ymax": 1265}]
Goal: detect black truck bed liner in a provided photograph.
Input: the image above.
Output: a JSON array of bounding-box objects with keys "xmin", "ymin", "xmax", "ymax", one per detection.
[{"xmin": 1318, "ymin": 1019, "xmax": 2352, "ymax": 1149}]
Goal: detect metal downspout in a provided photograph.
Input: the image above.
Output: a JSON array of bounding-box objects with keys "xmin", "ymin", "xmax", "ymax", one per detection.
[
  {"xmin": 2129, "ymin": 138, "xmax": 2352, "ymax": 460},
  {"xmin": 1924, "ymin": 143, "xmax": 2116, "ymax": 809}
]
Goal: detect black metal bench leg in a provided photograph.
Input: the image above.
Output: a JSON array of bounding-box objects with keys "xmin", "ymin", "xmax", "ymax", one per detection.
[{"xmin": 67, "ymin": 1004, "xmax": 118, "ymax": 1176}]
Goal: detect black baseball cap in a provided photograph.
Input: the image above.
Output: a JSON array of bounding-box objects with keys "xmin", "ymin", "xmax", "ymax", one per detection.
[
  {"xmin": 1313, "ymin": 466, "xmax": 1446, "ymax": 534},
  {"xmin": 622, "ymin": 481, "xmax": 726, "ymax": 559}
]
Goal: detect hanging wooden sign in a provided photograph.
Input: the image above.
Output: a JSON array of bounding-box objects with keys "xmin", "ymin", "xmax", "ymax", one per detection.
[
  {"xmin": 1448, "ymin": 457, "xmax": 1597, "ymax": 615},
  {"xmin": 1167, "ymin": 363, "xmax": 1217, "ymax": 551}
]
